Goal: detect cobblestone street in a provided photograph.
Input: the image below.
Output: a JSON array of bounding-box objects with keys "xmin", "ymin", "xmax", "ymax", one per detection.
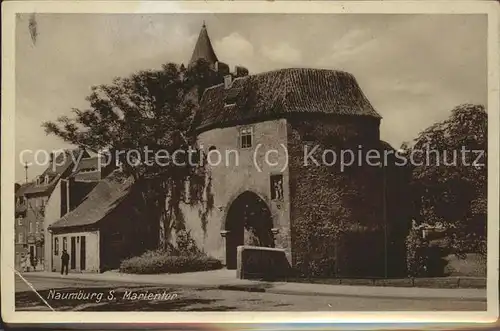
[{"xmin": 16, "ymin": 274, "xmax": 486, "ymax": 311}]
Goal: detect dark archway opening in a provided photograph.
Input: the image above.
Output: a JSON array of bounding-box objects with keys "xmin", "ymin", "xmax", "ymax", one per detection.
[{"xmin": 225, "ymin": 191, "xmax": 274, "ymax": 269}]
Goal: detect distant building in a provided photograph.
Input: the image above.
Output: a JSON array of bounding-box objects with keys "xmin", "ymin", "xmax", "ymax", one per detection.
[
  {"xmin": 17, "ymin": 149, "xmax": 104, "ymax": 271},
  {"xmin": 15, "ymin": 182, "xmax": 33, "ymax": 269},
  {"xmin": 43, "ymin": 154, "xmax": 105, "ymax": 272},
  {"xmin": 48, "ymin": 171, "xmax": 152, "ymax": 273}
]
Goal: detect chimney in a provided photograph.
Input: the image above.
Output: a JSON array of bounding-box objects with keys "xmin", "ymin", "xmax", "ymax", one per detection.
[
  {"xmin": 235, "ymin": 66, "xmax": 249, "ymax": 77},
  {"xmin": 224, "ymin": 75, "xmax": 232, "ymax": 89},
  {"xmin": 216, "ymin": 62, "xmax": 229, "ymax": 75},
  {"xmin": 100, "ymin": 149, "xmax": 118, "ymax": 178}
]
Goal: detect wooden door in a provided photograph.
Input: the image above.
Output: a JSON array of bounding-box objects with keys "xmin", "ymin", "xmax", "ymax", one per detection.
[
  {"xmin": 80, "ymin": 236, "xmax": 86, "ymax": 270},
  {"xmin": 70, "ymin": 237, "xmax": 76, "ymax": 269}
]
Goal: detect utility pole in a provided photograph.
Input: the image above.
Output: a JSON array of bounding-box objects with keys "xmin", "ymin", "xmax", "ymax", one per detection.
[
  {"xmin": 24, "ymin": 162, "xmax": 29, "ymax": 183},
  {"xmin": 383, "ymin": 163, "xmax": 388, "ymax": 279}
]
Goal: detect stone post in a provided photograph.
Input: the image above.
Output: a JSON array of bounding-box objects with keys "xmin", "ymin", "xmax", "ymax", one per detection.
[
  {"xmin": 271, "ymin": 227, "xmax": 279, "ymax": 245},
  {"xmin": 220, "ymin": 230, "xmax": 230, "ymax": 266}
]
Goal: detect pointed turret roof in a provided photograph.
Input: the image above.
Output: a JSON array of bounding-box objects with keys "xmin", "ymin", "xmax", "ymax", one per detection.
[{"xmin": 189, "ymin": 22, "xmax": 218, "ymax": 67}]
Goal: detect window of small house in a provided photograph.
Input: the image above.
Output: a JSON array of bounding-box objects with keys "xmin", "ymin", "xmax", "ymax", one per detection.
[
  {"xmin": 29, "ymin": 221, "xmax": 33, "ymax": 233},
  {"xmin": 239, "ymin": 127, "xmax": 253, "ymax": 149},
  {"xmin": 17, "ymin": 218, "xmax": 23, "ymax": 226},
  {"xmin": 270, "ymin": 174, "xmax": 284, "ymax": 201},
  {"xmin": 35, "ymin": 222, "xmax": 39, "ymax": 233},
  {"xmin": 54, "ymin": 237, "xmax": 59, "ymax": 255}
]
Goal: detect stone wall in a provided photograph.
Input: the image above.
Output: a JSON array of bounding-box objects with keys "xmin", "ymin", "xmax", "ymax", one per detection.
[
  {"xmin": 286, "ymin": 114, "xmax": 390, "ymax": 277},
  {"xmin": 237, "ymin": 245, "xmax": 290, "ymax": 279}
]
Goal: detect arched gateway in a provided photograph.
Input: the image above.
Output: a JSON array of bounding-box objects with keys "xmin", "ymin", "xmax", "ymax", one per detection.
[{"xmin": 224, "ymin": 191, "xmax": 274, "ymax": 269}]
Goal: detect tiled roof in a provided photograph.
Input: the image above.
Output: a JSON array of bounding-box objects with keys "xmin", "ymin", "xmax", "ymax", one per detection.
[
  {"xmin": 196, "ymin": 68, "xmax": 381, "ymax": 132},
  {"xmin": 41, "ymin": 149, "xmax": 84, "ymax": 177},
  {"xmin": 15, "ymin": 205, "xmax": 27, "ymax": 215},
  {"xmin": 75, "ymin": 156, "xmax": 100, "ymax": 171},
  {"xmin": 48, "ymin": 171, "xmax": 133, "ymax": 230},
  {"xmin": 24, "ymin": 149, "xmax": 86, "ymax": 195},
  {"xmin": 189, "ymin": 23, "xmax": 218, "ymax": 67},
  {"xmin": 15, "ymin": 183, "xmax": 33, "ymax": 215},
  {"xmin": 73, "ymin": 171, "xmax": 101, "ymax": 182},
  {"xmin": 16, "ymin": 182, "xmax": 34, "ymax": 197},
  {"xmin": 70, "ymin": 156, "xmax": 103, "ymax": 182}
]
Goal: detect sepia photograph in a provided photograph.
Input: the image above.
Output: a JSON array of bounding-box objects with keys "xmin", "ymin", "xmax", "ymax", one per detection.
[{"xmin": 1, "ymin": 0, "xmax": 499, "ymax": 325}]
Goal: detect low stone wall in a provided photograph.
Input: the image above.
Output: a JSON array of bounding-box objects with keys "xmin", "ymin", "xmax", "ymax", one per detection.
[
  {"xmin": 237, "ymin": 245, "xmax": 291, "ymax": 280},
  {"xmin": 278, "ymin": 276, "xmax": 486, "ymax": 289}
]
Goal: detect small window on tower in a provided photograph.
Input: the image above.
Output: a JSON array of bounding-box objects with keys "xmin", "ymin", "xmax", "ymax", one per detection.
[{"xmin": 239, "ymin": 127, "xmax": 253, "ymax": 149}]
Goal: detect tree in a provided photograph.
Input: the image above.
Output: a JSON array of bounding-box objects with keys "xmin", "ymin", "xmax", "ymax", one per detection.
[
  {"xmin": 43, "ymin": 59, "xmax": 248, "ymax": 248},
  {"xmin": 406, "ymin": 103, "xmax": 487, "ymax": 256}
]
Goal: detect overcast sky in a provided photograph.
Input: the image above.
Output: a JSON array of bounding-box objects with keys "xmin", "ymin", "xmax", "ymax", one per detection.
[{"xmin": 15, "ymin": 13, "xmax": 487, "ymax": 182}]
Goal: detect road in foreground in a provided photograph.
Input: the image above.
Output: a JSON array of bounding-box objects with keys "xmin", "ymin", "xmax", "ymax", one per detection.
[{"xmin": 15, "ymin": 274, "xmax": 486, "ymax": 311}]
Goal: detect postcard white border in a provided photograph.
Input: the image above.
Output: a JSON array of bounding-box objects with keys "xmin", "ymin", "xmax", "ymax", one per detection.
[{"xmin": 2, "ymin": 0, "xmax": 499, "ymax": 325}]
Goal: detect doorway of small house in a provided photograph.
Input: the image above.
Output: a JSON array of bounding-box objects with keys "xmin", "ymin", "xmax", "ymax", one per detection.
[
  {"xmin": 70, "ymin": 236, "xmax": 76, "ymax": 270},
  {"xmin": 80, "ymin": 236, "xmax": 86, "ymax": 271},
  {"xmin": 224, "ymin": 191, "xmax": 274, "ymax": 269}
]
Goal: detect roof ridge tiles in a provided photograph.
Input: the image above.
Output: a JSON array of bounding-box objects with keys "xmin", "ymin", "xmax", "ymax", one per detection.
[{"xmin": 195, "ymin": 68, "xmax": 381, "ymax": 132}]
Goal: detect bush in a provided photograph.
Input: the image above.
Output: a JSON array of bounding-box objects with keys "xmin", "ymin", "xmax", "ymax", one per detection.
[
  {"xmin": 444, "ymin": 253, "xmax": 486, "ymax": 277},
  {"xmin": 119, "ymin": 250, "xmax": 222, "ymax": 274},
  {"xmin": 405, "ymin": 229, "xmax": 430, "ymax": 277},
  {"xmin": 406, "ymin": 229, "xmax": 447, "ymax": 277},
  {"xmin": 119, "ymin": 231, "xmax": 222, "ymax": 274},
  {"xmin": 175, "ymin": 230, "xmax": 202, "ymax": 256},
  {"xmin": 293, "ymin": 229, "xmax": 337, "ymax": 278},
  {"xmin": 448, "ymin": 232, "xmax": 487, "ymax": 258}
]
